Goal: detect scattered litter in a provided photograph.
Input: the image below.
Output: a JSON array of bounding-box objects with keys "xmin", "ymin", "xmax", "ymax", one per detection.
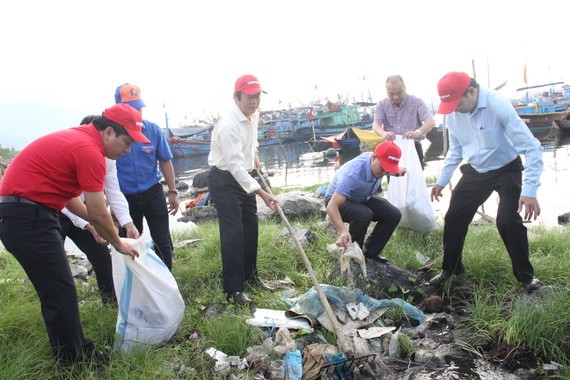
[
  {"xmin": 388, "ymin": 328, "xmax": 401, "ymax": 358},
  {"xmin": 246, "ymin": 308, "xmax": 314, "ymax": 332},
  {"xmin": 414, "ymin": 250, "xmax": 431, "ymax": 265},
  {"xmin": 205, "ymin": 347, "xmax": 247, "ymax": 373},
  {"xmin": 357, "ymin": 326, "xmax": 396, "ymax": 340},
  {"xmin": 346, "ymin": 302, "xmax": 370, "ymax": 320},
  {"xmin": 283, "ymin": 349, "xmax": 303, "ymax": 380},
  {"xmin": 173, "ymin": 238, "xmax": 202, "ymax": 249},
  {"xmin": 273, "ymin": 327, "xmax": 297, "ymax": 357},
  {"xmin": 340, "ymin": 242, "xmax": 367, "ymax": 285}
]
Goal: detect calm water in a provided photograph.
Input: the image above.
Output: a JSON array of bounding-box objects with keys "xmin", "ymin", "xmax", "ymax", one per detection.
[{"xmin": 172, "ymin": 127, "xmax": 570, "ymax": 227}]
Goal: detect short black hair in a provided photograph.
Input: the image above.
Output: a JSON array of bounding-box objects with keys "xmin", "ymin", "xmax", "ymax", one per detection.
[
  {"xmin": 92, "ymin": 116, "xmax": 130, "ymax": 137},
  {"xmin": 80, "ymin": 115, "xmax": 100, "ymax": 125},
  {"xmin": 463, "ymin": 78, "xmax": 479, "ymax": 96},
  {"xmin": 234, "ymin": 91, "xmax": 243, "ymax": 100}
]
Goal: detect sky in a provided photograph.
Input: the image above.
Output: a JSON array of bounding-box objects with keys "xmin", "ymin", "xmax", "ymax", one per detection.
[{"xmin": 1, "ymin": 0, "xmax": 569, "ymax": 150}]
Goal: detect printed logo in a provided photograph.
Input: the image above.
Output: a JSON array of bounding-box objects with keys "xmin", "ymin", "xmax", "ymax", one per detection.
[
  {"xmin": 129, "ymin": 88, "xmax": 139, "ymax": 98},
  {"xmin": 388, "ymin": 155, "xmax": 400, "ymax": 162},
  {"xmin": 143, "ymin": 146, "xmax": 152, "ymax": 153},
  {"xmin": 440, "ymin": 94, "xmax": 451, "ymax": 100},
  {"xmin": 136, "ymin": 121, "xmax": 144, "ymax": 127}
]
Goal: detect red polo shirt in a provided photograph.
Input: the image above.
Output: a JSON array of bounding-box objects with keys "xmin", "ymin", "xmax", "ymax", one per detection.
[{"xmin": 0, "ymin": 125, "xmax": 106, "ymax": 211}]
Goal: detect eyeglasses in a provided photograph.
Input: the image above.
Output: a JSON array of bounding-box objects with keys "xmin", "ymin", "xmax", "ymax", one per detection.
[{"xmin": 243, "ymin": 93, "xmax": 261, "ymax": 103}]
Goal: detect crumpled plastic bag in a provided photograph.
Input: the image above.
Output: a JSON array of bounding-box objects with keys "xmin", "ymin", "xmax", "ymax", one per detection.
[{"xmin": 340, "ymin": 242, "xmax": 367, "ymax": 285}]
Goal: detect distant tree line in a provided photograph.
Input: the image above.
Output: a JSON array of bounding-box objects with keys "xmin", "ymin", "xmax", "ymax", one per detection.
[{"xmin": 0, "ymin": 146, "xmax": 19, "ymax": 161}]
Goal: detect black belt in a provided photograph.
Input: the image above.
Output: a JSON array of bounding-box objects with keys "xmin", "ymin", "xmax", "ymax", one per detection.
[
  {"xmin": 0, "ymin": 195, "xmax": 39, "ymax": 206},
  {"xmin": 127, "ymin": 182, "xmax": 162, "ymax": 198},
  {"xmin": 211, "ymin": 166, "xmax": 255, "ymax": 175}
]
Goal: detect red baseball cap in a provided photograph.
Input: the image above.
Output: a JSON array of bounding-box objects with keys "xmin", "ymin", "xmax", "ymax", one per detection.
[
  {"xmin": 102, "ymin": 104, "xmax": 150, "ymax": 144},
  {"xmin": 437, "ymin": 72, "xmax": 471, "ymax": 114},
  {"xmin": 235, "ymin": 74, "xmax": 267, "ymax": 95},
  {"xmin": 374, "ymin": 141, "xmax": 402, "ymax": 174}
]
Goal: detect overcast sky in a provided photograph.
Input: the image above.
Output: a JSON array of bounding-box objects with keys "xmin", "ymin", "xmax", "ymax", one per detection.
[{"xmin": 1, "ymin": 0, "xmax": 569, "ymax": 149}]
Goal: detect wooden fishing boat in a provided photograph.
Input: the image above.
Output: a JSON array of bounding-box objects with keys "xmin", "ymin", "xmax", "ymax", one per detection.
[{"xmin": 552, "ymin": 112, "xmax": 570, "ymax": 131}]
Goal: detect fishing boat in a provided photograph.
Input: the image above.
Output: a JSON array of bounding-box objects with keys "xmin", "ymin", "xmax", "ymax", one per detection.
[
  {"xmin": 166, "ymin": 126, "xmax": 212, "ymax": 157},
  {"xmin": 260, "ymin": 102, "xmax": 374, "ymax": 143},
  {"xmin": 552, "ymin": 111, "xmax": 570, "ymax": 131},
  {"xmin": 316, "ymin": 127, "xmax": 383, "ymax": 154},
  {"xmin": 166, "ymin": 125, "xmax": 280, "ymax": 158},
  {"xmin": 514, "ymin": 82, "xmax": 570, "ymax": 128}
]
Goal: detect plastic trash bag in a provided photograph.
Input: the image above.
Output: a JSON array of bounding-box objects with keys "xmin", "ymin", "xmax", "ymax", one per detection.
[
  {"xmin": 387, "ymin": 136, "xmax": 438, "ymax": 231},
  {"xmin": 284, "ymin": 349, "xmax": 303, "ymax": 380},
  {"xmin": 111, "ymin": 235, "xmax": 186, "ymax": 353}
]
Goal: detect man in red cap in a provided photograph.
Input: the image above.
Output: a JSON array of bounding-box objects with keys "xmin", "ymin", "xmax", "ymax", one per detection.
[
  {"xmin": 0, "ymin": 103, "xmax": 144, "ymax": 366},
  {"xmin": 325, "ymin": 142, "xmax": 403, "ymax": 262},
  {"xmin": 430, "ymin": 72, "xmax": 544, "ymax": 292},
  {"xmin": 207, "ymin": 74, "xmax": 278, "ymax": 306}
]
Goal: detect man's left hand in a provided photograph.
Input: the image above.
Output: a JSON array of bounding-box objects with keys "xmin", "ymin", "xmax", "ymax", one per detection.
[{"xmin": 519, "ymin": 196, "xmax": 540, "ymax": 221}]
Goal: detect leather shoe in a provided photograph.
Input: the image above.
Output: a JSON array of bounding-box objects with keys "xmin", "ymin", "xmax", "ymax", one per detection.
[
  {"xmin": 365, "ymin": 255, "xmax": 389, "ymax": 264},
  {"xmin": 522, "ymin": 277, "xmax": 542, "ymax": 292},
  {"xmin": 226, "ymin": 292, "xmax": 253, "ymax": 306},
  {"xmin": 429, "ymin": 268, "xmax": 464, "ymax": 286}
]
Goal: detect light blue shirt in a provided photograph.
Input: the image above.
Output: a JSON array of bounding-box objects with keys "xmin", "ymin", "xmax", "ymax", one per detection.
[
  {"xmin": 325, "ymin": 152, "xmax": 382, "ymax": 202},
  {"xmin": 436, "ymin": 87, "xmax": 543, "ymax": 197}
]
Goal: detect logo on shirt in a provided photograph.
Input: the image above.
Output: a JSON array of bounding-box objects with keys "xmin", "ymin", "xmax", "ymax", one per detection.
[{"xmin": 143, "ymin": 145, "xmax": 153, "ymax": 153}]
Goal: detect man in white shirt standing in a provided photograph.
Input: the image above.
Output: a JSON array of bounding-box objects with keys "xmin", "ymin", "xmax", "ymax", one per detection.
[{"xmin": 208, "ymin": 74, "xmax": 278, "ymax": 306}]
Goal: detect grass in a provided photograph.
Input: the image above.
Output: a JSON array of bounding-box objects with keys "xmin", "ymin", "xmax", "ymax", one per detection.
[{"xmin": 1, "ymin": 186, "xmax": 569, "ymax": 378}]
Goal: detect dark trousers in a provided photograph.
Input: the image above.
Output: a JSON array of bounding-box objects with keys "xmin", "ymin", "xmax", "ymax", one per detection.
[
  {"xmin": 442, "ymin": 156, "xmax": 534, "ymax": 283},
  {"xmin": 125, "ymin": 183, "xmax": 173, "ymax": 270},
  {"xmin": 59, "ymin": 214, "xmax": 115, "ymax": 303},
  {"xmin": 208, "ymin": 169, "xmax": 258, "ymax": 294},
  {"xmin": 335, "ymin": 197, "xmax": 401, "ymax": 257},
  {"xmin": 0, "ymin": 203, "xmax": 94, "ymax": 363}
]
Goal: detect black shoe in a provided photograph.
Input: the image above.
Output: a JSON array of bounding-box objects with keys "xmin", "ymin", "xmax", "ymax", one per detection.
[
  {"xmin": 226, "ymin": 292, "xmax": 253, "ymax": 306},
  {"xmin": 522, "ymin": 277, "xmax": 543, "ymax": 292},
  {"xmin": 246, "ymin": 275, "xmax": 274, "ymax": 290},
  {"xmin": 365, "ymin": 255, "xmax": 389, "ymax": 264},
  {"xmin": 429, "ymin": 266, "xmax": 465, "ymax": 286}
]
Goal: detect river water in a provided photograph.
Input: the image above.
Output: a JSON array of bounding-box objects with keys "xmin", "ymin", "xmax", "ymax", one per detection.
[{"xmin": 172, "ymin": 126, "xmax": 570, "ymax": 228}]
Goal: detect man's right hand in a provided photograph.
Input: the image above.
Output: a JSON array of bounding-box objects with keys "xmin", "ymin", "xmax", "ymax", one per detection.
[
  {"xmin": 382, "ymin": 131, "xmax": 395, "ymax": 142},
  {"xmin": 430, "ymin": 184, "xmax": 444, "ymax": 202},
  {"xmin": 114, "ymin": 241, "xmax": 139, "ymax": 260},
  {"xmin": 336, "ymin": 231, "xmax": 352, "ymax": 247}
]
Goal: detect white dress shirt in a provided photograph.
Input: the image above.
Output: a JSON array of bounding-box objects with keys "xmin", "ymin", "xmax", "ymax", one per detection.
[
  {"xmin": 61, "ymin": 158, "xmax": 133, "ymax": 229},
  {"xmin": 208, "ymin": 103, "xmax": 261, "ymax": 194}
]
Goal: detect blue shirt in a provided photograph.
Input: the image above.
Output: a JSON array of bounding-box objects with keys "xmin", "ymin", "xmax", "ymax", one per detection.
[
  {"xmin": 116, "ymin": 119, "xmax": 173, "ymax": 195},
  {"xmin": 325, "ymin": 152, "xmax": 382, "ymax": 202},
  {"xmin": 436, "ymin": 87, "xmax": 543, "ymax": 197}
]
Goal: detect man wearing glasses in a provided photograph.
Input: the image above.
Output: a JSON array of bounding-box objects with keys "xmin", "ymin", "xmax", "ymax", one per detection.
[{"xmin": 430, "ymin": 72, "xmax": 544, "ymax": 292}]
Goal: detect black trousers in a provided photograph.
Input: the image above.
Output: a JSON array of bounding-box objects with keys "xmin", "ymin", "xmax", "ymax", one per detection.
[
  {"xmin": 124, "ymin": 183, "xmax": 173, "ymax": 270},
  {"xmin": 442, "ymin": 156, "xmax": 535, "ymax": 283},
  {"xmin": 59, "ymin": 214, "xmax": 115, "ymax": 303},
  {"xmin": 0, "ymin": 203, "xmax": 94, "ymax": 364},
  {"xmin": 332, "ymin": 196, "xmax": 401, "ymax": 257},
  {"xmin": 208, "ymin": 168, "xmax": 258, "ymax": 293}
]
